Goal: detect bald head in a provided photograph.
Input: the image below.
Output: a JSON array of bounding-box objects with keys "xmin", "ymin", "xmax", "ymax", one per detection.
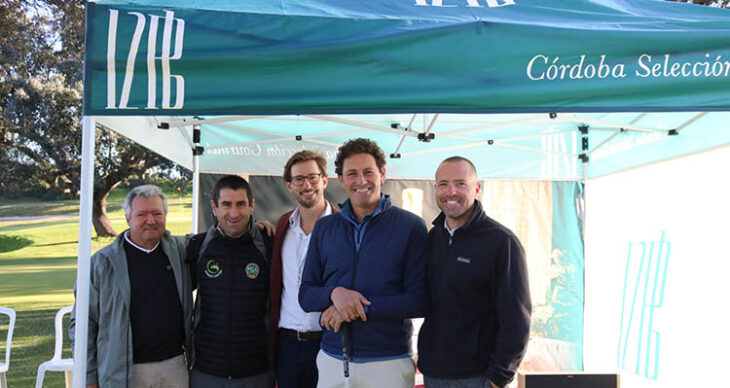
[
  {"xmin": 434, "ymin": 156, "xmax": 481, "ymax": 229},
  {"xmin": 436, "ymin": 156, "xmax": 477, "ymax": 180}
]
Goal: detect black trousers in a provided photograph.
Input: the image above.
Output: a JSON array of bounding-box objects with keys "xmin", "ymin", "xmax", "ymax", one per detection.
[{"xmin": 276, "ymin": 329, "xmax": 321, "ymax": 388}]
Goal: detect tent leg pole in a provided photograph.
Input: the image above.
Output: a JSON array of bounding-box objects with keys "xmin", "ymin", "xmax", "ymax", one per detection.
[
  {"xmin": 192, "ymin": 153, "xmax": 200, "ymax": 234},
  {"xmin": 191, "ymin": 123, "xmax": 201, "ymax": 234},
  {"xmin": 73, "ymin": 116, "xmax": 95, "ymax": 388}
]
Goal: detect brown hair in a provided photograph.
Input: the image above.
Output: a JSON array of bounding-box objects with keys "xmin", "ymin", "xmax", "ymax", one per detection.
[
  {"xmin": 334, "ymin": 138, "xmax": 386, "ymax": 176},
  {"xmin": 282, "ymin": 150, "xmax": 328, "ymax": 182}
]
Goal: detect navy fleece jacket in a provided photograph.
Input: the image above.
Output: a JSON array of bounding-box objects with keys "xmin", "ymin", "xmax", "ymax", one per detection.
[{"xmin": 299, "ymin": 195, "xmax": 428, "ymax": 360}]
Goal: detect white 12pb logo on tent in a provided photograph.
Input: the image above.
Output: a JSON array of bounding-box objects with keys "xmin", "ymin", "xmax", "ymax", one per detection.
[{"xmin": 106, "ymin": 9, "xmax": 185, "ymax": 110}]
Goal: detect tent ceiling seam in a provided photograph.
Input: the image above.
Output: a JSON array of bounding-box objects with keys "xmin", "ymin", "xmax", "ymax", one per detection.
[
  {"xmin": 628, "ymin": 112, "xmax": 648, "ymax": 125},
  {"xmin": 439, "ymin": 114, "xmax": 548, "ymax": 136},
  {"xmin": 494, "ymin": 142, "xmax": 577, "ymax": 158},
  {"xmin": 304, "ymin": 114, "xmax": 421, "ymax": 137},
  {"xmin": 400, "ymin": 139, "xmax": 577, "ymax": 158},
  {"xmin": 441, "ymin": 129, "xmax": 575, "ymax": 144},
  {"xmin": 674, "ymin": 112, "xmax": 708, "ymax": 132},
  {"xmin": 218, "ymin": 123, "xmax": 370, "ymax": 140},
  {"xmin": 401, "ymin": 141, "xmax": 492, "ymax": 157},
  {"xmin": 493, "ymin": 130, "xmax": 576, "ymax": 144},
  {"xmin": 217, "ymin": 123, "xmax": 292, "ymax": 138},
  {"xmin": 570, "ymin": 117, "xmax": 666, "ymax": 134},
  {"xmin": 300, "ymin": 138, "xmax": 342, "ymax": 148},
  {"xmin": 205, "ymin": 137, "xmax": 342, "ymax": 152},
  {"xmin": 165, "ymin": 116, "xmax": 270, "ymax": 127},
  {"xmin": 587, "ymin": 130, "xmax": 622, "ymax": 157},
  {"xmin": 176, "ymin": 126, "xmax": 194, "ymax": 148}
]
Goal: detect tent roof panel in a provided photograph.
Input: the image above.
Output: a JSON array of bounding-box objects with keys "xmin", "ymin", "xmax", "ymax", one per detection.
[{"xmin": 85, "ymin": 0, "xmax": 730, "ymax": 115}]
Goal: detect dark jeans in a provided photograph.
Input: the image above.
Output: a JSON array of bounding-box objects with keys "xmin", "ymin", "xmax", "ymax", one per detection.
[
  {"xmin": 424, "ymin": 374, "xmax": 494, "ymax": 388},
  {"xmin": 276, "ymin": 329, "xmax": 321, "ymax": 388},
  {"xmin": 190, "ymin": 369, "xmax": 271, "ymax": 388}
]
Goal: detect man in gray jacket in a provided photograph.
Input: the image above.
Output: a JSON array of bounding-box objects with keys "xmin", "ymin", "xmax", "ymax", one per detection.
[{"xmin": 70, "ymin": 184, "xmax": 193, "ymax": 388}]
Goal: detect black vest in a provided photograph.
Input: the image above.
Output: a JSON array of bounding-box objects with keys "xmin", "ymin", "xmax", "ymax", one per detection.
[{"xmin": 192, "ymin": 230, "xmax": 270, "ymax": 378}]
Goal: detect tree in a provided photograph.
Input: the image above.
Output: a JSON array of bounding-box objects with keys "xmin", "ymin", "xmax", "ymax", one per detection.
[
  {"xmin": 93, "ymin": 130, "xmax": 174, "ymax": 236},
  {"xmin": 0, "ymin": 0, "xmax": 80, "ymax": 196},
  {"xmin": 0, "ymin": 0, "xmax": 180, "ymax": 237}
]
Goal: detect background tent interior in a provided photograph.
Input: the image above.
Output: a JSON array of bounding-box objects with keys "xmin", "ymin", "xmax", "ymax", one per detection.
[{"xmin": 77, "ymin": 1, "xmax": 730, "ymax": 387}]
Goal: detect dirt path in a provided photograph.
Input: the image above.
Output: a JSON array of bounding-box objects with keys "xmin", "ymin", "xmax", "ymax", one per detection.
[{"xmin": 0, "ymin": 215, "xmax": 77, "ymax": 221}]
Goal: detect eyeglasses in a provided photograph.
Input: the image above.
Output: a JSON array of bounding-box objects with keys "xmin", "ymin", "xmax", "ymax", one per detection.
[{"xmin": 290, "ymin": 173, "xmax": 323, "ymax": 186}]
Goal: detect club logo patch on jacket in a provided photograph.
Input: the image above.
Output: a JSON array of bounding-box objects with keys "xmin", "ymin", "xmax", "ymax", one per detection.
[
  {"xmin": 205, "ymin": 259, "xmax": 222, "ymax": 278},
  {"xmin": 245, "ymin": 263, "xmax": 260, "ymax": 279}
]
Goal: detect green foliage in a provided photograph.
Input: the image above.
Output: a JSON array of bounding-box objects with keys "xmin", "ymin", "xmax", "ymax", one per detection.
[
  {"xmin": 115, "ymin": 176, "xmax": 194, "ymax": 201},
  {"xmin": 0, "ymin": 0, "xmax": 84, "ymax": 197}
]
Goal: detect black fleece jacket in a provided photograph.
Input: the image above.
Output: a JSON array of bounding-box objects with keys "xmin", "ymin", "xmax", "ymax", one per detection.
[{"xmin": 417, "ymin": 200, "xmax": 531, "ymax": 388}]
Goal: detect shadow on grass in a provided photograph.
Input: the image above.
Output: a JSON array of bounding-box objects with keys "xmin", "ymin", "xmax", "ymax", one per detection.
[
  {"xmin": 0, "ymin": 201, "xmax": 78, "ymax": 216},
  {"xmin": 0, "ymin": 234, "xmax": 33, "ymax": 253},
  {"xmin": 0, "ymin": 256, "xmax": 76, "ymax": 265},
  {"xmin": 0, "ymin": 219, "xmax": 79, "ymax": 233},
  {"xmin": 32, "ymin": 241, "xmax": 79, "ymax": 248}
]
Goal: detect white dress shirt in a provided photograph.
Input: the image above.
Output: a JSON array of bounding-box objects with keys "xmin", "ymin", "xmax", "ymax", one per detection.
[{"xmin": 278, "ymin": 202, "xmax": 333, "ymax": 332}]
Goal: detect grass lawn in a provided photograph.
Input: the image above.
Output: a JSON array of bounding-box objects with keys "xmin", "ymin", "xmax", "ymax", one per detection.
[{"xmin": 0, "ymin": 193, "xmax": 192, "ymax": 388}]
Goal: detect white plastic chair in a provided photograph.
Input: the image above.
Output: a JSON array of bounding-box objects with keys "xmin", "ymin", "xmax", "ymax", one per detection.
[
  {"xmin": 35, "ymin": 305, "xmax": 74, "ymax": 388},
  {"xmin": 0, "ymin": 307, "xmax": 16, "ymax": 388}
]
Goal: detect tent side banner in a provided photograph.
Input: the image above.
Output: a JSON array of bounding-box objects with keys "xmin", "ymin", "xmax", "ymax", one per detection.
[{"xmin": 84, "ymin": 0, "xmax": 730, "ymax": 115}]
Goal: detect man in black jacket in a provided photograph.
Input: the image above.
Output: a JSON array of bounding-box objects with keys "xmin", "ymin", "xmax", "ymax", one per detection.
[
  {"xmin": 417, "ymin": 157, "xmax": 532, "ymax": 388},
  {"xmin": 187, "ymin": 175, "xmax": 273, "ymax": 388}
]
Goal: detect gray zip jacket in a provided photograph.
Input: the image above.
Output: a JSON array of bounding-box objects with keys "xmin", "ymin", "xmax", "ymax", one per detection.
[{"xmin": 69, "ymin": 230, "xmax": 193, "ymax": 387}]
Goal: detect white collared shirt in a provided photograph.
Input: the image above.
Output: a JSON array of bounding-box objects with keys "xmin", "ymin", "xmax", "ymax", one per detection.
[
  {"xmin": 123, "ymin": 230, "xmax": 160, "ymax": 254},
  {"xmin": 444, "ymin": 219, "xmax": 462, "ymax": 246},
  {"xmin": 278, "ymin": 202, "xmax": 332, "ymax": 332},
  {"xmin": 444, "ymin": 218, "xmax": 460, "ymax": 237}
]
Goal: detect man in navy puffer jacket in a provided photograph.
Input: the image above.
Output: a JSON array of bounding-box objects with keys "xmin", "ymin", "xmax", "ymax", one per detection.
[{"xmin": 299, "ymin": 138, "xmax": 428, "ymax": 388}]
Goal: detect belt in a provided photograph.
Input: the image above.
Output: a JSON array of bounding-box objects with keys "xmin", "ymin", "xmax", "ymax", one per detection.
[{"xmin": 280, "ymin": 328, "xmax": 323, "ymax": 341}]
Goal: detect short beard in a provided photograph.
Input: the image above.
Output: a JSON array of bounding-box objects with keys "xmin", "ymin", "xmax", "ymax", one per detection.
[{"xmin": 296, "ymin": 195, "xmax": 321, "ymax": 209}]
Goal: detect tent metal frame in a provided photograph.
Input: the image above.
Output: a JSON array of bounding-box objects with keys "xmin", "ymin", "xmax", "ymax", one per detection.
[{"xmin": 72, "ymin": 109, "xmax": 720, "ymax": 387}]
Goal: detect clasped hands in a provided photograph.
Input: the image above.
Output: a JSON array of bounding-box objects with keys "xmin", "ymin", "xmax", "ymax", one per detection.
[{"xmin": 320, "ymin": 287, "xmax": 371, "ymax": 333}]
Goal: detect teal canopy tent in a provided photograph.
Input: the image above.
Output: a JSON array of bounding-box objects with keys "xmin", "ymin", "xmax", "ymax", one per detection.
[{"xmin": 75, "ymin": 1, "xmax": 730, "ymax": 387}]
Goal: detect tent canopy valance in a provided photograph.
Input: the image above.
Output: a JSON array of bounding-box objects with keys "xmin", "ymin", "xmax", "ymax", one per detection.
[{"xmin": 85, "ymin": 0, "xmax": 730, "ymax": 115}]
